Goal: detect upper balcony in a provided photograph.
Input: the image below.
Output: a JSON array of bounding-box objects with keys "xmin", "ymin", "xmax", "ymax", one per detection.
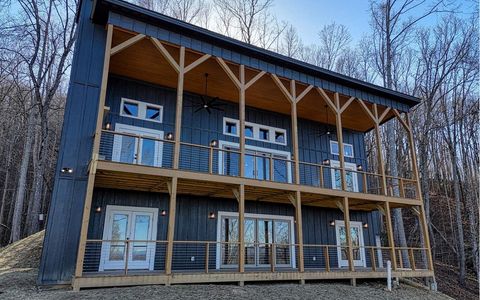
[{"xmin": 90, "ymin": 24, "xmax": 422, "ymax": 209}]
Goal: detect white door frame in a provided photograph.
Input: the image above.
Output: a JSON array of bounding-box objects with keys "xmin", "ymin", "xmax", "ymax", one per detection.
[
  {"xmin": 330, "ymin": 160, "xmax": 359, "ymax": 192},
  {"xmin": 112, "ymin": 123, "xmax": 164, "ymax": 167},
  {"xmin": 215, "ymin": 211, "xmax": 296, "ymax": 270},
  {"xmin": 335, "ymin": 220, "xmax": 366, "ymax": 268},
  {"xmin": 218, "ymin": 140, "xmax": 292, "ymax": 183},
  {"xmin": 99, "ymin": 205, "xmax": 158, "ymax": 271}
]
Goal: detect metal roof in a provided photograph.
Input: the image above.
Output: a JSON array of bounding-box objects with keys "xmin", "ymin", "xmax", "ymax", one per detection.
[{"xmin": 91, "ymin": 0, "xmax": 421, "ymax": 107}]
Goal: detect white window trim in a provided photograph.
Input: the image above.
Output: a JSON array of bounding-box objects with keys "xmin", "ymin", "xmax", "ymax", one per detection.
[
  {"xmin": 330, "ymin": 140, "xmax": 354, "ymax": 158},
  {"xmin": 330, "ymin": 160, "xmax": 359, "ymax": 192},
  {"xmin": 99, "ymin": 205, "xmax": 158, "ymax": 272},
  {"xmin": 218, "ymin": 140, "xmax": 292, "ymax": 183},
  {"xmin": 113, "ymin": 123, "xmax": 164, "ymax": 167},
  {"xmin": 335, "ymin": 220, "xmax": 367, "ymax": 268},
  {"xmin": 223, "ymin": 117, "xmax": 287, "ymax": 146},
  {"xmin": 215, "ymin": 211, "xmax": 296, "ymax": 270},
  {"xmin": 120, "ymin": 97, "xmax": 163, "ymax": 123}
]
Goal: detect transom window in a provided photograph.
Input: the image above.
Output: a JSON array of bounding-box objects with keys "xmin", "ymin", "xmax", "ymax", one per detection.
[
  {"xmin": 330, "ymin": 141, "xmax": 354, "ymax": 158},
  {"xmin": 223, "ymin": 117, "xmax": 287, "ymax": 145},
  {"xmin": 120, "ymin": 98, "xmax": 163, "ymax": 123}
]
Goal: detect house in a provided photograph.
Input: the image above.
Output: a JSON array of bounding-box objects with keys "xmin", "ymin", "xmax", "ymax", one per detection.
[{"xmin": 38, "ymin": 0, "xmax": 434, "ymax": 290}]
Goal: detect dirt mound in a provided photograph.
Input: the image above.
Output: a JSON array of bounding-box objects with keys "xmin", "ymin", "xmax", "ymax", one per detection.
[{"xmin": 0, "ymin": 230, "xmax": 44, "ymax": 271}]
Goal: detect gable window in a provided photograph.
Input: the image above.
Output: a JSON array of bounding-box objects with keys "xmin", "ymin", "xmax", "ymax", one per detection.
[
  {"xmin": 223, "ymin": 117, "xmax": 287, "ymax": 145},
  {"xmin": 120, "ymin": 98, "xmax": 163, "ymax": 123},
  {"xmin": 330, "ymin": 141, "xmax": 354, "ymax": 158}
]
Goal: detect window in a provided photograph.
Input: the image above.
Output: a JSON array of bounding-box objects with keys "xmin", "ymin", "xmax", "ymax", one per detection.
[
  {"xmin": 219, "ymin": 141, "xmax": 292, "ymax": 183},
  {"xmin": 259, "ymin": 128, "xmax": 269, "ymax": 140},
  {"xmin": 330, "ymin": 160, "xmax": 358, "ymax": 192},
  {"xmin": 330, "ymin": 141, "xmax": 354, "ymax": 158},
  {"xmin": 216, "ymin": 212, "xmax": 296, "ymax": 269},
  {"xmin": 335, "ymin": 220, "xmax": 366, "ymax": 268},
  {"xmin": 120, "ymin": 98, "xmax": 163, "ymax": 123},
  {"xmin": 223, "ymin": 117, "xmax": 287, "ymax": 145}
]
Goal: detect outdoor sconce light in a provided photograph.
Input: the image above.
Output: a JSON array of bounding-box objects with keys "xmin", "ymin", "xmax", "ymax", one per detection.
[
  {"xmin": 208, "ymin": 212, "xmax": 216, "ymax": 219},
  {"xmin": 210, "ymin": 139, "xmax": 218, "ymax": 148},
  {"xmin": 329, "ymin": 220, "xmax": 335, "ymax": 226},
  {"xmin": 165, "ymin": 132, "xmax": 174, "ymax": 141},
  {"xmin": 61, "ymin": 167, "xmax": 73, "ymax": 174},
  {"xmin": 363, "ymin": 222, "xmax": 368, "ymax": 228},
  {"xmin": 95, "ymin": 206, "xmax": 102, "ymax": 213},
  {"xmin": 356, "ymin": 164, "xmax": 363, "ymax": 171},
  {"xmin": 38, "ymin": 214, "xmax": 44, "ymax": 221},
  {"xmin": 161, "ymin": 209, "xmax": 167, "ymax": 216},
  {"xmin": 104, "ymin": 122, "xmax": 112, "ymax": 130},
  {"xmin": 322, "ymin": 159, "xmax": 330, "ymax": 166}
]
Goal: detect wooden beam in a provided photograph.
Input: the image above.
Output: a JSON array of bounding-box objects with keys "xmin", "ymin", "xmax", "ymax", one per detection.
[
  {"xmin": 411, "ymin": 207, "xmax": 420, "ymax": 216},
  {"xmin": 339, "ymin": 96, "xmax": 356, "ymax": 114},
  {"xmin": 295, "ymin": 85, "xmax": 314, "ymax": 103},
  {"xmin": 239, "ymin": 65, "xmax": 246, "ymax": 178},
  {"xmin": 172, "ymin": 47, "xmax": 185, "ymax": 169},
  {"xmin": 238, "ymin": 184, "xmax": 245, "ymax": 273},
  {"xmin": 245, "ymin": 70, "xmax": 266, "ymax": 90},
  {"xmin": 167, "ymin": 181, "xmax": 172, "ymax": 195},
  {"xmin": 271, "ymin": 74, "xmax": 293, "ymax": 103},
  {"xmin": 384, "ymin": 201, "xmax": 397, "ymax": 270},
  {"xmin": 74, "ymin": 24, "xmax": 113, "ymax": 278},
  {"xmin": 336, "ymin": 200, "xmax": 344, "ymax": 213},
  {"xmin": 316, "ymin": 87, "xmax": 337, "ymax": 113},
  {"xmin": 216, "ymin": 57, "xmax": 241, "ymax": 88},
  {"xmin": 110, "ymin": 33, "xmax": 145, "ymax": 56},
  {"xmin": 184, "ymin": 54, "xmax": 211, "ymax": 73},
  {"xmin": 290, "ymin": 82, "xmax": 300, "ymax": 184},
  {"xmin": 294, "ymin": 190, "xmax": 305, "ymax": 272},
  {"xmin": 355, "ymin": 98, "xmax": 376, "ymax": 122},
  {"xmin": 287, "ymin": 194, "xmax": 296, "ymax": 207},
  {"xmin": 373, "ymin": 104, "xmax": 388, "ymax": 195},
  {"xmin": 392, "ymin": 109, "xmax": 410, "ymax": 132},
  {"xmin": 343, "ymin": 197, "xmax": 355, "ymax": 271},
  {"xmin": 334, "ymin": 93, "xmax": 347, "ymax": 191},
  {"xmin": 378, "ymin": 107, "xmax": 392, "ymax": 123},
  {"xmin": 165, "ymin": 177, "xmax": 178, "ymax": 275},
  {"xmin": 150, "ymin": 38, "xmax": 180, "ymax": 73},
  {"xmin": 376, "ymin": 204, "xmax": 386, "ymax": 216},
  {"xmin": 232, "ymin": 188, "xmax": 240, "ymax": 202}
]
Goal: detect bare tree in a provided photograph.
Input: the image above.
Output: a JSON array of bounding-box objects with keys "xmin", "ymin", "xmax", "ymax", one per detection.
[{"xmin": 317, "ymin": 22, "xmax": 351, "ymax": 70}]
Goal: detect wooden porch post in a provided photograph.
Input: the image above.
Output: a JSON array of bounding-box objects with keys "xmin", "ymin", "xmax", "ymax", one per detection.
[
  {"xmin": 74, "ymin": 24, "xmax": 113, "ymax": 280},
  {"xmin": 405, "ymin": 114, "xmax": 434, "ymax": 271},
  {"xmin": 384, "ymin": 201, "xmax": 397, "ymax": 270},
  {"xmin": 239, "ymin": 66, "xmax": 246, "ymax": 177},
  {"xmin": 173, "ymin": 47, "xmax": 185, "ymax": 169},
  {"xmin": 373, "ymin": 104, "xmax": 388, "ymax": 195},
  {"xmin": 294, "ymin": 191, "xmax": 304, "ymax": 272},
  {"xmin": 238, "ymin": 184, "xmax": 245, "ymax": 273},
  {"xmin": 290, "ymin": 81, "xmax": 300, "ymax": 184},
  {"xmin": 165, "ymin": 177, "xmax": 178, "ymax": 275},
  {"xmin": 342, "ymin": 197, "xmax": 355, "ymax": 271}
]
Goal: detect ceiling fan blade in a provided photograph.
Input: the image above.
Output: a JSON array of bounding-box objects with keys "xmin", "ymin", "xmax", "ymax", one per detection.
[
  {"xmin": 194, "ymin": 107, "xmax": 203, "ymax": 113},
  {"xmin": 206, "ymin": 107, "xmax": 212, "ymax": 114},
  {"xmin": 210, "ymin": 106, "xmax": 225, "ymax": 112}
]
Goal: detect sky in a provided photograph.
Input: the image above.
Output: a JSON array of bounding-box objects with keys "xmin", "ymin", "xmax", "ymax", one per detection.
[{"xmin": 271, "ymin": 0, "xmax": 478, "ymax": 46}]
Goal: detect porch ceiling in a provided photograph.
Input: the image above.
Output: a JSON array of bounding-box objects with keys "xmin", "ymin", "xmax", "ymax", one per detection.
[
  {"xmin": 94, "ymin": 168, "xmax": 410, "ymax": 211},
  {"xmin": 109, "ymin": 29, "xmax": 395, "ymax": 133}
]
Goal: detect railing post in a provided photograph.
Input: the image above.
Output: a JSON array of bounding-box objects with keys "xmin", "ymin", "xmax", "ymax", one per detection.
[
  {"xmin": 124, "ymin": 239, "xmax": 130, "ymax": 275},
  {"xmin": 270, "ymin": 243, "xmax": 275, "ymax": 272},
  {"xmin": 319, "ymin": 165, "xmax": 324, "ymax": 188},
  {"xmin": 205, "ymin": 242, "xmax": 209, "ymax": 273},
  {"xmin": 135, "ymin": 136, "xmax": 141, "ymax": 164},
  {"xmin": 398, "ymin": 249, "xmax": 403, "ymax": 268},
  {"xmin": 269, "ymin": 156, "xmax": 274, "ymax": 181},
  {"xmin": 208, "ymin": 146, "xmax": 213, "ymax": 174},
  {"xmin": 409, "ymin": 248, "xmax": 416, "ymax": 271},
  {"xmin": 370, "ymin": 247, "xmax": 376, "ymax": 271},
  {"xmin": 324, "ymin": 246, "xmax": 330, "ymax": 272},
  {"xmin": 362, "ymin": 173, "xmax": 368, "ymax": 193},
  {"xmin": 399, "ymin": 178, "xmax": 405, "ymax": 198}
]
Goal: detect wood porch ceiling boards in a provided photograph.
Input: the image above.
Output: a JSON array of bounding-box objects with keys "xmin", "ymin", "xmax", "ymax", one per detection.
[
  {"xmin": 94, "ymin": 167, "xmax": 412, "ymax": 211},
  {"xmin": 109, "ymin": 28, "xmax": 395, "ymax": 133}
]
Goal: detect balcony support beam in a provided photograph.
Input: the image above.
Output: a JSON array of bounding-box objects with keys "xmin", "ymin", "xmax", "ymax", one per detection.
[
  {"xmin": 165, "ymin": 177, "xmax": 178, "ymax": 275},
  {"xmin": 384, "ymin": 201, "xmax": 397, "ymax": 270},
  {"xmin": 74, "ymin": 24, "xmax": 113, "ymax": 279},
  {"xmin": 294, "ymin": 191, "xmax": 305, "ymax": 272}
]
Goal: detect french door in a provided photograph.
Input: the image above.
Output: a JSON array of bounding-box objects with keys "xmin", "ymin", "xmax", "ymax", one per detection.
[
  {"xmin": 112, "ymin": 124, "xmax": 163, "ymax": 167},
  {"xmin": 330, "ymin": 160, "xmax": 359, "ymax": 192},
  {"xmin": 218, "ymin": 212, "xmax": 295, "ymax": 269},
  {"xmin": 335, "ymin": 220, "xmax": 366, "ymax": 268},
  {"xmin": 99, "ymin": 205, "xmax": 158, "ymax": 271}
]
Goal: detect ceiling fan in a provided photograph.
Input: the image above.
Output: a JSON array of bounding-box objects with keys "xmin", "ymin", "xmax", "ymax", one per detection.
[
  {"xmin": 316, "ymin": 104, "xmax": 335, "ymax": 138},
  {"xmin": 185, "ymin": 73, "xmax": 225, "ymax": 114}
]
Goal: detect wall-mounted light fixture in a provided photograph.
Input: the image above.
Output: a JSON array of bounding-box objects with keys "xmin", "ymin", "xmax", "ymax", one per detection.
[
  {"xmin": 329, "ymin": 220, "xmax": 335, "ymax": 226},
  {"xmin": 210, "ymin": 140, "xmax": 218, "ymax": 148},
  {"xmin": 208, "ymin": 212, "xmax": 216, "ymax": 219},
  {"xmin": 95, "ymin": 206, "xmax": 102, "ymax": 213},
  {"xmin": 104, "ymin": 122, "xmax": 112, "ymax": 130},
  {"xmin": 322, "ymin": 159, "xmax": 330, "ymax": 166},
  {"xmin": 38, "ymin": 214, "xmax": 44, "ymax": 221},
  {"xmin": 161, "ymin": 209, "xmax": 167, "ymax": 216},
  {"xmin": 165, "ymin": 132, "xmax": 174, "ymax": 141},
  {"xmin": 356, "ymin": 164, "xmax": 363, "ymax": 171},
  {"xmin": 363, "ymin": 222, "xmax": 368, "ymax": 228},
  {"xmin": 61, "ymin": 167, "xmax": 73, "ymax": 174}
]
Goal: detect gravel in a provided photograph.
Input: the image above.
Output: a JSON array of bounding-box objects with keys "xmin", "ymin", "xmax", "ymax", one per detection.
[{"xmin": 0, "ymin": 268, "xmax": 453, "ymax": 300}]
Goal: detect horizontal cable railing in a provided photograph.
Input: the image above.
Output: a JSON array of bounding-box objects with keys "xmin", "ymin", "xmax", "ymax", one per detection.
[
  {"xmin": 98, "ymin": 130, "xmax": 418, "ymax": 199},
  {"xmin": 82, "ymin": 239, "xmax": 429, "ymax": 276}
]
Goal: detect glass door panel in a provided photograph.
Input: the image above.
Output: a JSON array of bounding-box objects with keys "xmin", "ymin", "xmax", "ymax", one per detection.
[
  {"xmin": 244, "ymin": 151, "xmax": 256, "ymax": 179},
  {"xmin": 109, "ymin": 213, "xmax": 129, "ymax": 262},
  {"xmin": 335, "ymin": 221, "xmax": 366, "ymax": 267},
  {"xmin": 221, "ymin": 217, "xmax": 239, "ymax": 266},
  {"xmin": 131, "ymin": 214, "xmax": 151, "ymax": 262},
  {"xmin": 257, "ymin": 219, "xmax": 273, "ymax": 265},
  {"xmin": 244, "ymin": 219, "xmax": 256, "ymax": 265},
  {"xmin": 274, "ymin": 220, "xmax": 291, "ymax": 265},
  {"xmin": 119, "ymin": 136, "xmax": 137, "ymax": 164}
]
